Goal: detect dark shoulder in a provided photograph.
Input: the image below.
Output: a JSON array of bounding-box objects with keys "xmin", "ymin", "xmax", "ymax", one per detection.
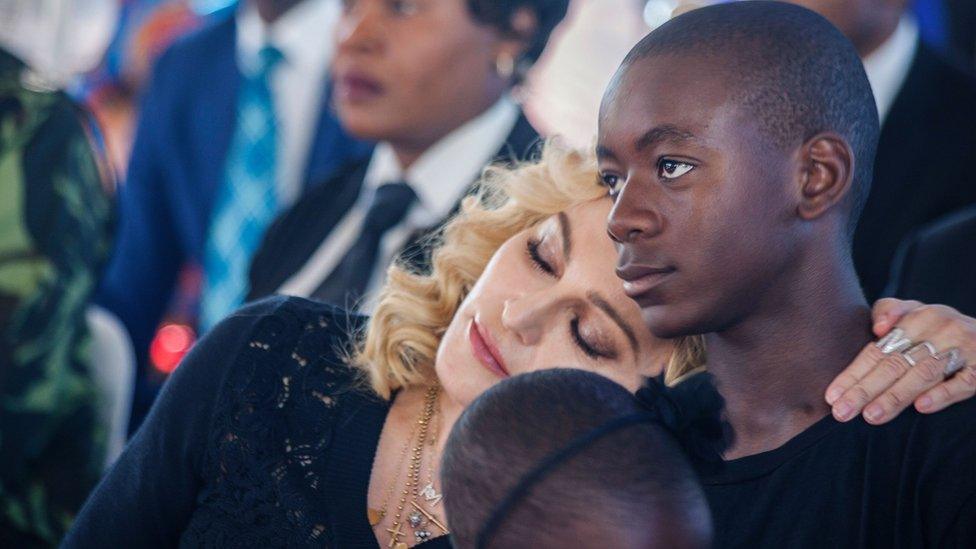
[
  {"xmin": 853, "ymin": 396, "xmax": 976, "ymax": 461},
  {"xmin": 912, "ymin": 206, "xmax": 976, "ymax": 253},
  {"xmin": 201, "ymin": 296, "xmax": 377, "ymax": 459},
  {"xmin": 225, "ymin": 295, "xmax": 369, "ymax": 384},
  {"xmin": 910, "ymin": 44, "xmax": 976, "ymax": 126},
  {"xmin": 158, "ymin": 13, "xmax": 235, "ymax": 66}
]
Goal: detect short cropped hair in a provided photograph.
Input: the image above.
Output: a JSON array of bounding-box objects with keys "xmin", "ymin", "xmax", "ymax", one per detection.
[
  {"xmin": 623, "ymin": 1, "xmax": 880, "ymax": 237},
  {"xmin": 466, "ymin": 0, "xmax": 569, "ymax": 81},
  {"xmin": 441, "ymin": 369, "xmax": 712, "ymax": 549}
]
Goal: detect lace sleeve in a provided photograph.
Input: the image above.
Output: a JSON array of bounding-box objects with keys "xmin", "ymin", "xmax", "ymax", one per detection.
[{"xmin": 63, "ymin": 299, "xmax": 287, "ymax": 548}]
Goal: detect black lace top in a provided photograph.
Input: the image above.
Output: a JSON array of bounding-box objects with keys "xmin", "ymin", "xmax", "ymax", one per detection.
[{"xmin": 63, "ymin": 297, "xmax": 453, "ymax": 548}]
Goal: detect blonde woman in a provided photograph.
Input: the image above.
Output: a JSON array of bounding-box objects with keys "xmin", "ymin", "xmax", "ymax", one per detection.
[{"xmin": 65, "ymin": 144, "xmax": 976, "ymax": 548}]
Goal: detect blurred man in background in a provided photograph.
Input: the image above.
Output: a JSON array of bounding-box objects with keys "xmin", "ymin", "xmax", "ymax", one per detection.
[
  {"xmin": 786, "ymin": 0, "xmax": 976, "ymax": 300},
  {"xmin": 95, "ymin": 0, "xmax": 371, "ymax": 430}
]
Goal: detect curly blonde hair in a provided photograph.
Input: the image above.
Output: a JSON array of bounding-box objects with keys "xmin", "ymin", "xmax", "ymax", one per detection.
[{"xmin": 352, "ymin": 142, "xmax": 703, "ymax": 399}]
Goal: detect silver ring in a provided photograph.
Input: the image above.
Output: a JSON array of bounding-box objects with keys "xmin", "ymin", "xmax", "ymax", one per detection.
[
  {"xmin": 939, "ymin": 348, "xmax": 966, "ymax": 378},
  {"xmin": 902, "ymin": 342, "xmax": 937, "ymax": 367},
  {"xmin": 876, "ymin": 328, "xmax": 913, "ymax": 354}
]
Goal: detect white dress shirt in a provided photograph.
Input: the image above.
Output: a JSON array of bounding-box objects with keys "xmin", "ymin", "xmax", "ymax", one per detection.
[
  {"xmin": 278, "ymin": 96, "xmax": 522, "ymax": 312},
  {"xmin": 862, "ymin": 15, "xmax": 919, "ymax": 125},
  {"xmin": 236, "ymin": 0, "xmax": 341, "ymax": 206}
]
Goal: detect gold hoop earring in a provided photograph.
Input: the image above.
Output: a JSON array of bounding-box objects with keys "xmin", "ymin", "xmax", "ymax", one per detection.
[{"xmin": 495, "ymin": 54, "xmax": 515, "ymax": 80}]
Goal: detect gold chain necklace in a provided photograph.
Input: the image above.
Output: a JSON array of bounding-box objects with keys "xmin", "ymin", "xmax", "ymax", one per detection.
[{"xmin": 373, "ymin": 386, "xmax": 449, "ymax": 549}]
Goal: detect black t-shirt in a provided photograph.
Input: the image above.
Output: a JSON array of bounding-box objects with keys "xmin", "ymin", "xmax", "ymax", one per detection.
[{"xmin": 680, "ymin": 375, "xmax": 976, "ymax": 548}]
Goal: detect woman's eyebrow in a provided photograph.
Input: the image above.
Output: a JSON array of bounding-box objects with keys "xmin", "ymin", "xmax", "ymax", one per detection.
[
  {"xmin": 558, "ymin": 211, "xmax": 572, "ymax": 260},
  {"xmin": 587, "ymin": 291, "xmax": 639, "ymax": 356}
]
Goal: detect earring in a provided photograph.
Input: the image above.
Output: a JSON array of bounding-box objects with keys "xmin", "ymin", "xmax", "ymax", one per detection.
[{"xmin": 495, "ymin": 54, "xmax": 515, "ymax": 80}]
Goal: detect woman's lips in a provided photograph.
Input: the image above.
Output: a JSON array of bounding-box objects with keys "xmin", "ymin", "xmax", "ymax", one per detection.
[
  {"xmin": 468, "ymin": 319, "xmax": 511, "ymax": 378},
  {"xmin": 335, "ymin": 72, "xmax": 384, "ymax": 103}
]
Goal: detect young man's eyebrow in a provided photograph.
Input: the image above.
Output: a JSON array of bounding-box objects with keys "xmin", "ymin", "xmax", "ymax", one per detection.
[
  {"xmin": 595, "ymin": 145, "xmax": 617, "ymax": 160},
  {"xmin": 587, "ymin": 291, "xmax": 639, "ymax": 356},
  {"xmin": 557, "ymin": 211, "xmax": 572, "ymax": 261},
  {"xmin": 635, "ymin": 125, "xmax": 697, "ymax": 152}
]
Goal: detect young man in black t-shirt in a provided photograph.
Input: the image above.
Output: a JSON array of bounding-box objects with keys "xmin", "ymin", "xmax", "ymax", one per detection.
[{"xmin": 597, "ymin": 2, "xmax": 975, "ymax": 547}]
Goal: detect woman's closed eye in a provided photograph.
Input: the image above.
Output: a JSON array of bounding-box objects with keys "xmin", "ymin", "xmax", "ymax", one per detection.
[
  {"xmin": 526, "ymin": 238, "xmax": 556, "ymax": 276},
  {"xmin": 570, "ymin": 317, "xmax": 617, "ymax": 360}
]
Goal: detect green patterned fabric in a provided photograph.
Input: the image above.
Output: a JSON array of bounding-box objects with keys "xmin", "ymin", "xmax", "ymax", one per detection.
[{"xmin": 0, "ymin": 49, "xmax": 114, "ymax": 547}]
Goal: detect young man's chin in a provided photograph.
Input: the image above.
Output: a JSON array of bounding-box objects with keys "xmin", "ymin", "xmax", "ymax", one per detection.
[{"xmin": 641, "ymin": 306, "xmax": 703, "ymax": 340}]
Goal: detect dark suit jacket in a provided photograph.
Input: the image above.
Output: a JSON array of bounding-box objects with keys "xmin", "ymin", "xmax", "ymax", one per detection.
[
  {"xmin": 885, "ymin": 205, "xmax": 976, "ymax": 317},
  {"xmin": 95, "ymin": 13, "xmax": 372, "ymax": 359},
  {"xmin": 247, "ymin": 113, "xmax": 540, "ymax": 300},
  {"xmin": 853, "ymin": 41, "xmax": 976, "ymax": 300}
]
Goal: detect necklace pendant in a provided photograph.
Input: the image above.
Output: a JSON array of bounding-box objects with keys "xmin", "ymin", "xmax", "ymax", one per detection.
[
  {"xmin": 408, "ymin": 511, "xmax": 423, "ymax": 528},
  {"xmin": 415, "ymin": 529, "xmax": 432, "ymax": 542},
  {"xmin": 394, "ymin": 543, "xmax": 408, "ymax": 549},
  {"xmin": 419, "ymin": 482, "xmax": 442, "ymax": 506}
]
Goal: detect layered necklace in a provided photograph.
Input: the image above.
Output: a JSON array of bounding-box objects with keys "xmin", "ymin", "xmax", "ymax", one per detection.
[{"xmin": 369, "ymin": 385, "xmax": 449, "ymax": 548}]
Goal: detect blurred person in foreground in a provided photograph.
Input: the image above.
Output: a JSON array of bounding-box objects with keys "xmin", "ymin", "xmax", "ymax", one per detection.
[
  {"xmin": 442, "ymin": 369, "xmax": 713, "ymax": 549},
  {"xmin": 246, "ymin": 0, "xmax": 568, "ymax": 311},
  {"xmin": 784, "ymin": 0, "xmax": 976, "ymax": 300},
  {"xmin": 0, "ymin": 47, "xmax": 114, "ymax": 546},
  {"xmin": 95, "ymin": 0, "xmax": 372, "ymax": 430},
  {"xmin": 66, "ymin": 142, "xmax": 976, "ymax": 547}
]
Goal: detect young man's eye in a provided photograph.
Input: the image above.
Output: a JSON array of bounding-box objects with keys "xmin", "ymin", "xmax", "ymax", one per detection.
[
  {"xmin": 658, "ymin": 159, "xmax": 695, "ymax": 180},
  {"xmin": 599, "ymin": 173, "xmax": 622, "ymax": 197},
  {"xmin": 526, "ymin": 238, "xmax": 556, "ymax": 276}
]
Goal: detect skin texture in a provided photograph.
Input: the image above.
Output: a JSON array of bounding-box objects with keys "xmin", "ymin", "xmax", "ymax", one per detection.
[
  {"xmin": 368, "ymin": 199, "xmax": 665, "ymax": 547},
  {"xmin": 333, "ymin": 0, "xmax": 527, "ymax": 168},
  {"xmin": 783, "ymin": 0, "xmax": 907, "ymax": 56},
  {"xmin": 600, "ymin": 53, "xmax": 872, "ymax": 458}
]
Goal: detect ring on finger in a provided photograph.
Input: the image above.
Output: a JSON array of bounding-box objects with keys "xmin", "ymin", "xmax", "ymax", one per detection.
[
  {"xmin": 938, "ymin": 348, "xmax": 966, "ymax": 377},
  {"xmin": 902, "ymin": 341, "xmax": 937, "ymax": 367},
  {"xmin": 876, "ymin": 328, "xmax": 913, "ymax": 355}
]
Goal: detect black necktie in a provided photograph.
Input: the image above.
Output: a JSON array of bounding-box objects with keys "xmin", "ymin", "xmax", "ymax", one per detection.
[{"xmin": 313, "ymin": 181, "xmax": 417, "ymax": 307}]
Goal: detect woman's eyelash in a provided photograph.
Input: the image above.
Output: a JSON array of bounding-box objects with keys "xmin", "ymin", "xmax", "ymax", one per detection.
[
  {"xmin": 526, "ymin": 239, "xmax": 556, "ymax": 276},
  {"xmin": 570, "ymin": 317, "xmax": 610, "ymax": 360}
]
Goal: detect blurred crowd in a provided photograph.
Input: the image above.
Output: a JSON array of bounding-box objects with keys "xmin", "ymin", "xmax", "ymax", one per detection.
[{"xmin": 1, "ymin": 0, "xmax": 975, "ymax": 545}]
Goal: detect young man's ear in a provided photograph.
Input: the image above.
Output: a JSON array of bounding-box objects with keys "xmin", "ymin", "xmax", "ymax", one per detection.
[{"xmin": 796, "ymin": 132, "xmax": 855, "ymax": 221}]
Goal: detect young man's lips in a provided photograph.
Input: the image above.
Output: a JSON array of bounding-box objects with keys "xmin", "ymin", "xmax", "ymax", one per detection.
[
  {"xmin": 616, "ymin": 265, "xmax": 676, "ymax": 299},
  {"xmin": 468, "ymin": 319, "xmax": 511, "ymax": 378}
]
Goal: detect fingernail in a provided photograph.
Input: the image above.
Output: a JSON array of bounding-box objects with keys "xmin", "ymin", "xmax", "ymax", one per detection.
[
  {"xmin": 917, "ymin": 396, "xmax": 933, "ymax": 411},
  {"xmin": 825, "ymin": 387, "xmax": 842, "ymax": 404},
  {"xmin": 864, "ymin": 404, "xmax": 882, "ymax": 422},
  {"xmin": 834, "ymin": 401, "xmax": 853, "ymax": 421}
]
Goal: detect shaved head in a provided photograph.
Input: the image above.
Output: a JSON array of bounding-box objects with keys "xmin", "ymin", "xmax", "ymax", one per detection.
[{"xmin": 616, "ymin": 1, "xmax": 880, "ymax": 236}]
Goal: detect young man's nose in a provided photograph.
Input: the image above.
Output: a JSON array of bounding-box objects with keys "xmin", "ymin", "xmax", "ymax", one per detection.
[{"xmin": 607, "ymin": 179, "xmax": 666, "ymax": 243}]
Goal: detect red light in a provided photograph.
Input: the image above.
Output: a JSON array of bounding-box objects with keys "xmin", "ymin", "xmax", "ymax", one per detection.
[{"xmin": 150, "ymin": 324, "xmax": 197, "ymax": 374}]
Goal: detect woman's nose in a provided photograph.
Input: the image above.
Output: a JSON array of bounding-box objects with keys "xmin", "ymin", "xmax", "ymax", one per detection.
[
  {"xmin": 606, "ymin": 179, "xmax": 666, "ymax": 244},
  {"xmin": 336, "ymin": 2, "xmax": 382, "ymax": 52},
  {"xmin": 501, "ymin": 290, "xmax": 568, "ymax": 346}
]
